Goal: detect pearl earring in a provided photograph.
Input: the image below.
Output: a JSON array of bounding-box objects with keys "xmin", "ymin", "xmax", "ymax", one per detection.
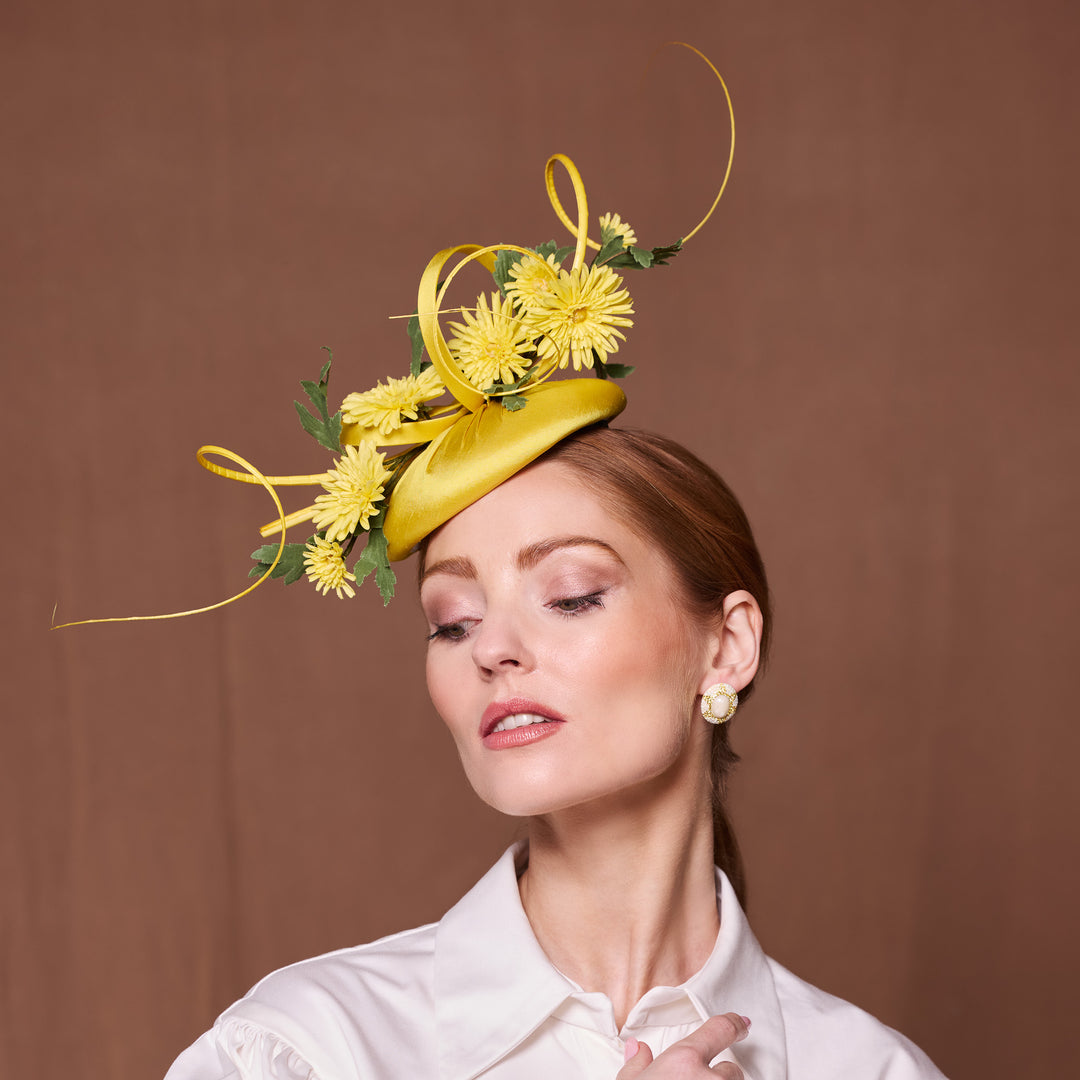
[{"xmin": 700, "ymin": 683, "xmax": 738, "ymax": 725}]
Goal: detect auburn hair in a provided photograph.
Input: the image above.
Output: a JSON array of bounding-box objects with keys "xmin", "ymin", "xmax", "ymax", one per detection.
[{"xmin": 541, "ymin": 426, "xmax": 771, "ymax": 907}]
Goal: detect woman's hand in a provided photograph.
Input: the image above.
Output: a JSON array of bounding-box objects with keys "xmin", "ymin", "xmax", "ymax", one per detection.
[{"xmin": 616, "ymin": 1014, "xmax": 751, "ymax": 1079}]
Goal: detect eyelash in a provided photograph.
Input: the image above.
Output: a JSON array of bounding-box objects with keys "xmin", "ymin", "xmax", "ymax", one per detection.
[
  {"xmin": 426, "ymin": 591, "xmax": 606, "ymax": 642},
  {"xmin": 549, "ymin": 591, "xmax": 605, "ymax": 617},
  {"xmin": 426, "ymin": 622, "xmax": 472, "ymax": 643}
]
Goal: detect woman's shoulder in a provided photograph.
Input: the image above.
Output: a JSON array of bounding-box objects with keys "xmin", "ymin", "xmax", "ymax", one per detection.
[
  {"xmin": 165, "ymin": 923, "xmax": 440, "ymax": 1080},
  {"xmin": 241, "ymin": 920, "xmax": 438, "ymax": 1010},
  {"xmin": 765, "ymin": 957, "xmax": 947, "ymax": 1079}
]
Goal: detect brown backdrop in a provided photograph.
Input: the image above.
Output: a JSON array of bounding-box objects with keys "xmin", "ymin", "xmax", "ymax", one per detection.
[{"xmin": 3, "ymin": 2, "xmax": 1077, "ymax": 1077}]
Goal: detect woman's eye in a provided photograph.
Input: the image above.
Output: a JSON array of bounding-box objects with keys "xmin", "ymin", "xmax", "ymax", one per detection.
[
  {"xmin": 548, "ymin": 592, "xmax": 605, "ymax": 616},
  {"xmin": 427, "ymin": 620, "xmax": 475, "ymax": 642}
]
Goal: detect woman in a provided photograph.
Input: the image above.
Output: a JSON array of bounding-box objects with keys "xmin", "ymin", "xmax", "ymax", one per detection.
[
  {"xmin": 138, "ymin": 67, "xmax": 946, "ymax": 1075},
  {"xmin": 165, "ymin": 429, "xmax": 946, "ymax": 1080}
]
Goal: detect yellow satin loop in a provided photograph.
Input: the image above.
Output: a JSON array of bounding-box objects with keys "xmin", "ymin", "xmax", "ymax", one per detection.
[
  {"xmin": 543, "ymin": 44, "xmax": 734, "ymax": 250},
  {"xmin": 383, "ymin": 377, "xmax": 626, "ymax": 561},
  {"xmin": 196, "ymin": 446, "xmax": 329, "ymax": 486},
  {"xmin": 418, "ymin": 245, "xmax": 494, "ymax": 413},
  {"xmin": 668, "ymin": 41, "xmax": 735, "ymax": 243},
  {"xmin": 50, "ymin": 446, "xmax": 289, "ymax": 630},
  {"xmin": 340, "ymin": 411, "xmax": 461, "ymax": 448},
  {"xmin": 258, "ymin": 505, "xmax": 318, "ymax": 538},
  {"xmin": 544, "ymin": 154, "xmax": 592, "ymax": 267}
]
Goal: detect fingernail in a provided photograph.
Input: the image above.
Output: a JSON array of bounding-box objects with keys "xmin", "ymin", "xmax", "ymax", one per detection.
[
  {"xmin": 739, "ymin": 1016, "xmax": 752, "ymax": 1039},
  {"xmin": 624, "ymin": 1037, "xmax": 639, "ymax": 1062}
]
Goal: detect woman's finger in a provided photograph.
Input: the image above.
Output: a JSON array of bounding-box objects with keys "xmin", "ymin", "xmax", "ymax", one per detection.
[
  {"xmin": 675, "ymin": 1012, "xmax": 750, "ymax": 1062},
  {"xmin": 615, "ymin": 1015, "xmax": 749, "ymax": 1077},
  {"xmin": 615, "ymin": 1037, "xmax": 654, "ymax": 1078},
  {"xmin": 710, "ymin": 1062, "xmax": 744, "ymax": 1079}
]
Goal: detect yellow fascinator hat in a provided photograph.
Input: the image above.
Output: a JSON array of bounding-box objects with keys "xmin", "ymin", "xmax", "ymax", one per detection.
[{"xmin": 54, "ymin": 45, "xmax": 732, "ymax": 626}]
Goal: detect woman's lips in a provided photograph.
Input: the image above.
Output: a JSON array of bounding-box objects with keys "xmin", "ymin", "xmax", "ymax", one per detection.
[{"xmin": 480, "ymin": 699, "xmax": 566, "ymax": 749}]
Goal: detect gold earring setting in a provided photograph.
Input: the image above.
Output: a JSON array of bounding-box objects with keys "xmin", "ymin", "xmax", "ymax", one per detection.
[{"xmin": 700, "ymin": 683, "xmax": 738, "ymax": 725}]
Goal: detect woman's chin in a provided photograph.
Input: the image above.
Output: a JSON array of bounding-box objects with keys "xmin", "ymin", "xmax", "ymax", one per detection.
[
  {"xmin": 467, "ymin": 770, "xmax": 641, "ymax": 821},
  {"xmin": 474, "ymin": 787, "xmax": 577, "ymax": 820}
]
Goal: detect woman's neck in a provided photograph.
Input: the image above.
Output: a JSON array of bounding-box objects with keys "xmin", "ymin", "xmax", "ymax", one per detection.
[{"xmin": 518, "ymin": 769, "xmax": 720, "ymax": 1030}]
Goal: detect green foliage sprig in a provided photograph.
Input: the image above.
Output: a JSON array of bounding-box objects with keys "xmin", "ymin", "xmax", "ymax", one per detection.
[{"xmin": 294, "ymin": 350, "xmax": 343, "ymax": 452}]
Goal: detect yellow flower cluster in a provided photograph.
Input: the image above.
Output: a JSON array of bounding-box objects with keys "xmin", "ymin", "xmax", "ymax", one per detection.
[
  {"xmin": 312, "ymin": 442, "xmax": 390, "ymax": 542},
  {"xmin": 510, "ymin": 261, "xmax": 634, "ymax": 371},
  {"xmin": 341, "ymin": 368, "xmax": 444, "ymax": 436},
  {"xmin": 446, "ymin": 292, "xmax": 534, "ymax": 389},
  {"xmin": 439, "ymin": 208, "xmax": 639, "ymax": 388},
  {"xmin": 303, "ymin": 536, "xmax": 356, "ymax": 599},
  {"xmin": 502, "ymin": 252, "xmax": 562, "ymax": 313}
]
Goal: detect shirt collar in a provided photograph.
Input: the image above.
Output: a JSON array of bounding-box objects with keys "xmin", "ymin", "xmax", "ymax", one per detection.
[
  {"xmin": 680, "ymin": 868, "xmax": 789, "ymax": 1080},
  {"xmin": 434, "ymin": 844, "xmax": 788, "ymax": 1080},
  {"xmin": 435, "ymin": 845, "xmax": 576, "ymax": 1080}
]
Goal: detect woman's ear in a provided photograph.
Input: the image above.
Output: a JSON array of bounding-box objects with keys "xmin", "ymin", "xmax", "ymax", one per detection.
[{"xmin": 697, "ymin": 589, "xmax": 763, "ymax": 695}]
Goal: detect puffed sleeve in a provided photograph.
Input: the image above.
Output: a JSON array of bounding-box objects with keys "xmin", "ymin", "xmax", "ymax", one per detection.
[{"xmin": 165, "ymin": 1019, "xmax": 321, "ymax": 1080}]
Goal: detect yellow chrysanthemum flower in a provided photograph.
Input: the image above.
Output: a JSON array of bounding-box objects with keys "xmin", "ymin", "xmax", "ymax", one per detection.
[
  {"xmin": 303, "ymin": 535, "xmax": 356, "ymax": 599},
  {"xmin": 446, "ymin": 291, "xmax": 534, "ymax": 389},
  {"xmin": 504, "ymin": 252, "xmax": 562, "ymax": 315},
  {"xmin": 311, "ymin": 443, "xmax": 391, "ymax": 542},
  {"xmin": 598, "ymin": 211, "xmax": 637, "ymax": 249},
  {"xmin": 340, "ymin": 369, "xmax": 445, "ymax": 436},
  {"xmin": 528, "ymin": 264, "xmax": 635, "ymax": 370}
]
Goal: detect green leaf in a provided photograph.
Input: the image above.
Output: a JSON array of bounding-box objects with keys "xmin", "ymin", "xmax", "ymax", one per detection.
[
  {"xmin": 294, "ymin": 400, "xmax": 343, "ymax": 453},
  {"xmin": 501, "ymin": 394, "xmax": 528, "ymax": 411},
  {"xmin": 592, "ymin": 235, "xmax": 627, "ymax": 267},
  {"xmin": 249, "ymin": 542, "xmax": 310, "ymax": 584},
  {"xmin": 375, "ymin": 561, "xmax": 397, "ymax": 605},
  {"xmin": 298, "ymin": 378, "xmax": 325, "ymax": 411},
  {"xmin": 484, "ymin": 363, "xmax": 540, "ymax": 398},
  {"xmin": 407, "ymin": 313, "xmax": 426, "ymax": 375},
  {"xmin": 648, "ymin": 240, "xmax": 683, "ymax": 265},
  {"xmin": 592, "ymin": 356, "xmax": 634, "ymax": 381},
  {"xmin": 492, "ymin": 250, "xmax": 520, "ymax": 296},
  {"xmin": 604, "ymin": 239, "xmax": 683, "ymax": 270},
  {"xmin": 294, "ymin": 352, "xmax": 342, "ymax": 452},
  {"xmin": 353, "ymin": 527, "xmax": 396, "ymax": 604},
  {"xmin": 533, "ymin": 240, "xmax": 574, "ymax": 263}
]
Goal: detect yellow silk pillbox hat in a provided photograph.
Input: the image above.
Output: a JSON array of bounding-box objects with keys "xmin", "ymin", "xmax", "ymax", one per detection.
[{"xmin": 380, "ymin": 377, "xmax": 627, "ymax": 563}]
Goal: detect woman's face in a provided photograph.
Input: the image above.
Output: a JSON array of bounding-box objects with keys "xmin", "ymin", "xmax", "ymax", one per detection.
[{"xmin": 420, "ymin": 459, "xmax": 717, "ymax": 819}]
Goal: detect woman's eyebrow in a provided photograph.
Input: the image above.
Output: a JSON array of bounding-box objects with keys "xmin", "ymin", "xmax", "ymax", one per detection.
[
  {"xmin": 516, "ymin": 536, "xmax": 625, "ymax": 572},
  {"xmin": 421, "ymin": 537, "xmax": 624, "ymax": 584},
  {"xmin": 419, "ymin": 555, "xmax": 477, "ymax": 584}
]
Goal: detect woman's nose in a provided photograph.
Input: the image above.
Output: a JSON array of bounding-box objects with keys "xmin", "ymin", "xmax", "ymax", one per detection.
[{"xmin": 469, "ymin": 611, "xmax": 534, "ymax": 676}]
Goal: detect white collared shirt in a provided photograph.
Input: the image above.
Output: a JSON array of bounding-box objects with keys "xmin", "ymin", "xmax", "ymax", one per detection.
[{"xmin": 167, "ymin": 845, "xmax": 946, "ymax": 1080}]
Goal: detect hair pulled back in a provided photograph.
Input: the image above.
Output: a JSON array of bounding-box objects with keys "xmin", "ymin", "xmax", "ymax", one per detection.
[{"xmin": 542, "ymin": 426, "xmax": 771, "ymax": 907}]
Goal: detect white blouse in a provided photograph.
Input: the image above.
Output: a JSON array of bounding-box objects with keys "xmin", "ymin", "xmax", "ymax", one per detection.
[{"xmin": 166, "ymin": 845, "xmax": 946, "ymax": 1080}]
